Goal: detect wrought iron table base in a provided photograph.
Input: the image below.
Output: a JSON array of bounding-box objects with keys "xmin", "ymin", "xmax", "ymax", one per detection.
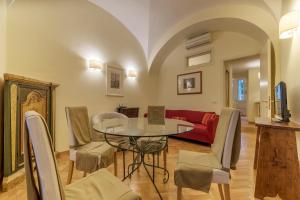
[
  {"xmin": 104, "ymin": 134, "xmax": 168, "ymax": 200},
  {"xmin": 123, "ymin": 152, "xmax": 169, "ymax": 200}
]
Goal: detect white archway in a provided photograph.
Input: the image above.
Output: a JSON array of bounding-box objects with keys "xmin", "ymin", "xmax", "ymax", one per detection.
[{"xmin": 148, "ymin": 4, "xmax": 279, "ymax": 72}]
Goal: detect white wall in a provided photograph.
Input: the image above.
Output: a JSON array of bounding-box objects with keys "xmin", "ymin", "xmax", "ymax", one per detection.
[
  {"xmin": 157, "ymin": 31, "xmax": 262, "ymax": 113},
  {"xmin": 247, "ymin": 68, "xmax": 261, "ymax": 122},
  {"xmin": 0, "ymin": 0, "xmax": 6, "ymax": 182},
  {"xmin": 0, "ymin": 0, "xmax": 6, "ymax": 74},
  {"xmin": 259, "ymin": 40, "xmax": 271, "ymax": 118},
  {"xmin": 280, "ymin": 0, "xmax": 300, "ymax": 122},
  {"xmin": 263, "ymin": 0, "xmax": 282, "ymax": 20},
  {"xmin": 6, "ymin": 0, "xmax": 157, "ymax": 152}
]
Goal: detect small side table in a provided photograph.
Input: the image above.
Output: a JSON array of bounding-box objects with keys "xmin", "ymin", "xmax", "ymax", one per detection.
[{"xmin": 254, "ymin": 118, "xmax": 300, "ymax": 200}]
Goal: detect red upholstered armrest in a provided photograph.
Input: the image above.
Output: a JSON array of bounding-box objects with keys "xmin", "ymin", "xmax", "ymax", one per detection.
[{"xmin": 206, "ymin": 116, "xmax": 219, "ymax": 139}]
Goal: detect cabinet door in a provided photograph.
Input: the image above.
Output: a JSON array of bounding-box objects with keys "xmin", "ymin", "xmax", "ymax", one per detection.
[{"xmin": 16, "ymin": 85, "xmax": 50, "ymax": 169}]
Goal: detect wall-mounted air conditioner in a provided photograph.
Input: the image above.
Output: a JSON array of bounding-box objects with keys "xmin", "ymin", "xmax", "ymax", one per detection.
[{"xmin": 184, "ymin": 33, "xmax": 211, "ymax": 49}]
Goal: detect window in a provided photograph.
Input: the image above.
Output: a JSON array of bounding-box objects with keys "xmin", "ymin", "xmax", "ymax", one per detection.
[
  {"xmin": 187, "ymin": 51, "xmax": 212, "ymax": 67},
  {"xmin": 237, "ymin": 79, "xmax": 245, "ymax": 101}
]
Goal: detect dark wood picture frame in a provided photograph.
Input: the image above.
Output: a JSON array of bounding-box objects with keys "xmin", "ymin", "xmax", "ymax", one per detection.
[
  {"xmin": 106, "ymin": 64, "xmax": 124, "ymax": 97},
  {"xmin": 177, "ymin": 71, "xmax": 202, "ymax": 95}
]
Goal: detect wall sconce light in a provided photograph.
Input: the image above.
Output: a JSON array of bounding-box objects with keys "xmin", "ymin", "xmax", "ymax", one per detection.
[
  {"xmin": 89, "ymin": 60, "xmax": 103, "ymax": 70},
  {"xmin": 127, "ymin": 69, "xmax": 137, "ymax": 78},
  {"xmin": 279, "ymin": 10, "xmax": 299, "ymax": 39}
]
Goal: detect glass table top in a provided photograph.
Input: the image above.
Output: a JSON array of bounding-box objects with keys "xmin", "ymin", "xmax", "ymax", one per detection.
[{"xmin": 93, "ymin": 118, "xmax": 194, "ymax": 137}]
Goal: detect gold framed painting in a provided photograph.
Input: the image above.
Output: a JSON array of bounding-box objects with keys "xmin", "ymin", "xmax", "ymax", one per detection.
[
  {"xmin": 106, "ymin": 65, "xmax": 124, "ymax": 97},
  {"xmin": 177, "ymin": 71, "xmax": 202, "ymax": 95}
]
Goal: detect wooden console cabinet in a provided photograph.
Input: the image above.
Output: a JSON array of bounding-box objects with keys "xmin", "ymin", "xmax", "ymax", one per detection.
[
  {"xmin": 117, "ymin": 107, "xmax": 139, "ymax": 118},
  {"xmin": 2, "ymin": 74, "xmax": 59, "ymax": 190},
  {"xmin": 254, "ymin": 118, "xmax": 300, "ymax": 200}
]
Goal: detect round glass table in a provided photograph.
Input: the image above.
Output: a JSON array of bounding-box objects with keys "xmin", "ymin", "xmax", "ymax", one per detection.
[{"xmin": 93, "ymin": 118, "xmax": 194, "ymax": 200}]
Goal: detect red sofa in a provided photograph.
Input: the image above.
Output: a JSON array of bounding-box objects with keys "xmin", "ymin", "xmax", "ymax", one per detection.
[{"xmin": 145, "ymin": 109, "xmax": 219, "ymax": 144}]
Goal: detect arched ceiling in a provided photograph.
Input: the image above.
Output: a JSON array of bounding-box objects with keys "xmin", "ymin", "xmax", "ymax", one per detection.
[
  {"xmin": 148, "ymin": 3, "xmax": 281, "ymax": 71},
  {"xmin": 8, "ymin": 0, "xmax": 282, "ymax": 71},
  {"xmin": 89, "ymin": 0, "xmax": 281, "ymax": 61},
  {"xmin": 149, "ymin": 18, "xmax": 269, "ymax": 73},
  {"xmin": 88, "ymin": 0, "xmax": 150, "ymax": 57}
]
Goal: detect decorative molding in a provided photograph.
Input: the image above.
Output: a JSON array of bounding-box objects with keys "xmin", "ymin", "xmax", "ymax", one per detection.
[
  {"xmin": 10, "ymin": 84, "xmax": 17, "ymax": 172},
  {"xmin": 4, "ymin": 73, "xmax": 59, "ymax": 88}
]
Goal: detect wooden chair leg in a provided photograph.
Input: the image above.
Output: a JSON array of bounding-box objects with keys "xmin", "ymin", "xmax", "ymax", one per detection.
[
  {"xmin": 224, "ymin": 184, "xmax": 231, "ymax": 200},
  {"xmin": 218, "ymin": 184, "xmax": 225, "ymax": 200},
  {"xmin": 67, "ymin": 160, "xmax": 74, "ymax": 184},
  {"xmin": 133, "ymin": 151, "xmax": 135, "ymax": 162},
  {"xmin": 136, "ymin": 151, "xmax": 140, "ymax": 172},
  {"xmin": 114, "ymin": 151, "xmax": 118, "ymax": 176},
  {"xmin": 177, "ymin": 186, "xmax": 182, "ymax": 200},
  {"xmin": 122, "ymin": 151, "xmax": 126, "ymax": 179},
  {"xmin": 152, "ymin": 153, "xmax": 155, "ymax": 181},
  {"xmin": 163, "ymin": 149, "xmax": 167, "ymax": 174}
]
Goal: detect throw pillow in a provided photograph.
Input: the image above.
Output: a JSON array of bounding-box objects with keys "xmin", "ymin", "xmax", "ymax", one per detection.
[{"xmin": 201, "ymin": 113, "xmax": 215, "ymax": 125}]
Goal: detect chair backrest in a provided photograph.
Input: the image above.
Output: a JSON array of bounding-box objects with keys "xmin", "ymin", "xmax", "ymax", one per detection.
[
  {"xmin": 25, "ymin": 111, "xmax": 64, "ymax": 200},
  {"xmin": 147, "ymin": 106, "xmax": 165, "ymax": 124},
  {"xmin": 91, "ymin": 112, "xmax": 128, "ymax": 126},
  {"xmin": 65, "ymin": 106, "xmax": 91, "ymax": 147},
  {"xmin": 221, "ymin": 109, "xmax": 240, "ymax": 169},
  {"xmin": 211, "ymin": 108, "xmax": 240, "ymax": 169}
]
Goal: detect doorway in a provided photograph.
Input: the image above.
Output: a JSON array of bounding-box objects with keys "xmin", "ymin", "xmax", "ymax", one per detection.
[{"xmin": 225, "ymin": 55, "xmax": 261, "ymax": 122}]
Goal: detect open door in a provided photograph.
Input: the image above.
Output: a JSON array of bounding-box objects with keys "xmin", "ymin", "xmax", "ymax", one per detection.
[
  {"xmin": 260, "ymin": 40, "xmax": 275, "ymax": 118},
  {"xmin": 225, "ymin": 69, "xmax": 230, "ymax": 107}
]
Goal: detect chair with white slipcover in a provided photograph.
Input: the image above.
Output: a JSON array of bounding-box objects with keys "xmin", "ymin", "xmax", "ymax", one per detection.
[
  {"xmin": 175, "ymin": 108, "xmax": 241, "ymax": 200},
  {"xmin": 65, "ymin": 107, "xmax": 117, "ymax": 184},
  {"xmin": 91, "ymin": 112, "xmax": 130, "ymax": 178},
  {"xmin": 24, "ymin": 111, "xmax": 141, "ymax": 200}
]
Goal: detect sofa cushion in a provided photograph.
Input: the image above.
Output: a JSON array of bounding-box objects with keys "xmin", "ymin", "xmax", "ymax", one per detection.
[
  {"xmin": 201, "ymin": 113, "xmax": 216, "ymax": 125},
  {"xmin": 171, "ymin": 116, "xmax": 187, "ymax": 121},
  {"xmin": 165, "ymin": 110, "xmax": 180, "ymax": 118},
  {"xmin": 147, "ymin": 109, "xmax": 219, "ymax": 144},
  {"xmin": 194, "ymin": 123, "xmax": 208, "ymax": 131},
  {"xmin": 163, "ymin": 110, "xmax": 214, "ymax": 123},
  {"xmin": 180, "ymin": 110, "xmax": 206, "ymax": 124}
]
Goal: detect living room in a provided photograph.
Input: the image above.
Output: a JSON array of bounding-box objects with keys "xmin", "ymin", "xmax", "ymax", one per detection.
[{"xmin": 0, "ymin": 0, "xmax": 300, "ymax": 200}]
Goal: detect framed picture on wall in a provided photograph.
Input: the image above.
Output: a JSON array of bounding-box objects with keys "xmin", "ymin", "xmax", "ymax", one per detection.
[
  {"xmin": 177, "ymin": 71, "xmax": 202, "ymax": 95},
  {"xmin": 106, "ymin": 65, "xmax": 124, "ymax": 97}
]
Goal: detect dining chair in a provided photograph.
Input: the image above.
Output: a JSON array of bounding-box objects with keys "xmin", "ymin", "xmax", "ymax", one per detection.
[
  {"xmin": 143, "ymin": 106, "xmax": 168, "ymax": 170},
  {"xmin": 91, "ymin": 112, "xmax": 130, "ymax": 178},
  {"xmin": 24, "ymin": 111, "xmax": 141, "ymax": 200},
  {"xmin": 65, "ymin": 107, "xmax": 117, "ymax": 184},
  {"xmin": 175, "ymin": 108, "xmax": 241, "ymax": 200}
]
